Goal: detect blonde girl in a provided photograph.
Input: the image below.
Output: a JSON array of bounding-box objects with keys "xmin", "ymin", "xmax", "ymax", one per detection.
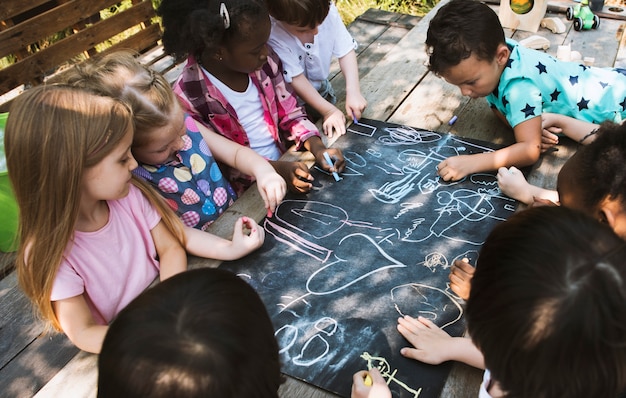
[
  {"xmin": 61, "ymin": 51, "xmax": 286, "ymax": 227},
  {"xmin": 5, "ymin": 85, "xmax": 264, "ymax": 353}
]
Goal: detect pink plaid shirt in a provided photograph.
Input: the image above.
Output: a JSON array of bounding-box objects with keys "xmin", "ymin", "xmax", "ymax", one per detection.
[{"xmin": 172, "ymin": 47, "xmax": 320, "ymax": 194}]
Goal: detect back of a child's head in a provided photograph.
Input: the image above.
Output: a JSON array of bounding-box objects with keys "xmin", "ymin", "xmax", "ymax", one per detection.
[
  {"xmin": 426, "ymin": 0, "xmax": 505, "ymax": 75},
  {"xmin": 62, "ymin": 51, "xmax": 176, "ymax": 148},
  {"xmin": 467, "ymin": 206, "xmax": 626, "ymax": 397},
  {"xmin": 266, "ymin": 0, "xmax": 330, "ymax": 28},
  {"xmin": 98, "ymin": 268, "xmax": 282, "ymax": 398},
  {"xmin": 5, "ymin": 84, "xmax": 132, "ymax": 329},
  {"xmin": 158, "ymin": 0, "xmax": 268, "ymax": 61},
  {"xmin": 558, "ymin": 122, "xmax": 626, "ymax": 217}
]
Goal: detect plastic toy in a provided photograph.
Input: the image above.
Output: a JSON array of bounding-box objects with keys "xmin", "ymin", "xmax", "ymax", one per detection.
[{"xmin": 566, "ymin": 0, "xmax": 600, "ymax": 31}]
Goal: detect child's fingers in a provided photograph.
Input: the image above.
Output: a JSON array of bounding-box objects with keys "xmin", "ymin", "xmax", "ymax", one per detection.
[
  {"xmin": 416, "ymin": 315, "xmax": 438, "ymax": 329},
  {"xmin": 351, "ymin": 368, "xmax": 390, "ymax": 398},
  {"xmin": 452, "ymin": 258, "xmax": 475, "ymax": 275}
]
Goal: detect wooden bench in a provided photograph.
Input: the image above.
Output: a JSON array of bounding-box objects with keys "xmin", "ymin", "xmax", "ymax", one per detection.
[{"xmin": 0, "ymin": 0, "xmax": 183, "ymax": 113}]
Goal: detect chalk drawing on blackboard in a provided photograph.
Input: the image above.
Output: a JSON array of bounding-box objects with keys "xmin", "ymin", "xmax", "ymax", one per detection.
[
  {"xmin": 221, "ymin": 118, "xmax": 517, "ymax": 398},
  {"xmin": 276, "ymin": 324, "xmax": 298, "ymax": 353},
  {"xmin": 391, "ymin": 284, "xmax": 463, "ymax": 330},
  {"xmin": 277, "ymin": 232, "xmax": 408, "ymax": 311},
  {"xmin": 420, "ymin": 252, "xmax": 449, "ymax": 273},
  {"xmin": 348, "ymin": 121, "xmax": 377, "ymax": 137},
  {"xmin": 402, "ymin": 188, "xmax": 515, "ymax": 244},
  {"xmin": 378, "ymin": 126, "xmax": 442, "ymax": 146},
  {"xmin": 370, "ymin": 147, "xmax": 465, "ymax": 203},
  {"xmin": 293, "ymin": 334, "xmax": 330, "ymax": 366},
  {"xmin": 361, "ymin": 352, "xmax": 423, "ymax": 397}
]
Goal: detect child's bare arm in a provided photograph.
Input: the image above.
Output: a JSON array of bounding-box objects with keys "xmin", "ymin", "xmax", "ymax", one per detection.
[
  {"xmin": 437, "ymin": 116, "xmax": 542, "ymax": 181},
  {"xmin": 541, "ymin": 113, "xmax": 599, "ymax": 144},
  {"xmin": 338, "ymin": 49, "xmax": 367, "ymax": 120},
  {"xmin": 151, "ymin": 220, "xmax": 187, "ymax": 281},
  {"xmin": 397, "ymin": 315, "xmax": 485, "ymax": 369},
  {"xmin": 53, "ymin": 296, "xmax": 108, "ymax": 354},
  {"xmin": 291, "ymin": 74, "xmax": 346, "ymax": 138},
  {"xmin": 184, "ymin": 217, "xmax": 264, "ymax": 260},
  {"xmin": 198, "ymin": 123, "xmax": 286, "ymax": 214},
  {"xmin": 496, "ymin": 166, "xmax": 559, "ymax": 205}
]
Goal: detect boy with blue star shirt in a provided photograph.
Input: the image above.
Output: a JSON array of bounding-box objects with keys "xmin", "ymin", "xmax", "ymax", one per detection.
[{"xmin": 427, "ymin": 0, "xmax": 626, "ymax": 182}]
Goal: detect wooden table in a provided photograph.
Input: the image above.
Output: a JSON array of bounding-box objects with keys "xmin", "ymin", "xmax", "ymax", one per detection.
[{"xmin": 3, "ymin": 1, "xmax": 626, "ymax": 397}]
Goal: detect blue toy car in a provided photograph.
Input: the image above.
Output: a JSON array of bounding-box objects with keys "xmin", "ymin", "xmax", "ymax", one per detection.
[{"xmin": 566, "ymin": 0, "xmax": 600, "ymax": 31}]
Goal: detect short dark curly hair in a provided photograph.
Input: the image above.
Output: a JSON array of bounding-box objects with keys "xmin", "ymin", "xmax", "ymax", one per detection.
[
  {"xmin": 425, "ymin": 0, "xmax": 505, "ymax": 75},
  {"xmin": 157, "ymin": 0, "xmax": 268, "ymax": 61},
  {"xmin": 558, "ymin": 122, "xmax": 626, "ymax": 214}
]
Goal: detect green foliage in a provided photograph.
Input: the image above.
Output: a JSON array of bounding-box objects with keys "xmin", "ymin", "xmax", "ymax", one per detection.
[{"xmin": 336, "ymin": 0, "xmax": 439, "ymax": 25}]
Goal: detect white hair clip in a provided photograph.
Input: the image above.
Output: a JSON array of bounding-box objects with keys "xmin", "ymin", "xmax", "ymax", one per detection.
[{"xmin": 220, "ymin": 3, "xmax": 231, "ymax": 29}]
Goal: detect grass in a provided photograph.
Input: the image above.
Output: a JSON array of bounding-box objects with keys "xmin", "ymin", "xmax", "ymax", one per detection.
[{"xmin": 336, "ymin": 0, "xmax": 440, "ymax": 25}]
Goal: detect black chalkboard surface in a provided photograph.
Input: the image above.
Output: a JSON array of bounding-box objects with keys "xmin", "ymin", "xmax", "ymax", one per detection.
[{"xmin": 220, "ymin": 118, "xmax": 517, "ymax": 398}]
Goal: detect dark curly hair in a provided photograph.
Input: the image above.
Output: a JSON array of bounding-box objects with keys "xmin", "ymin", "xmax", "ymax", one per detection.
[
  {"xmin": 425, "ymin": 0, "xmax": 505, "ymax": 75},
  {"xmin": 157, "ymin": 0, "xmax": 268, "ymax": 61},
  {"xmin": 558, "ymin": 122, "xmax": 626, "ymax": 215}
]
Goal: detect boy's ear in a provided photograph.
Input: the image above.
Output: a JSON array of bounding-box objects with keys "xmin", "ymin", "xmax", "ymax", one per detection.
[{"xmin": 495, "ymin": 44, "xmax": 510, "ymax": 66}]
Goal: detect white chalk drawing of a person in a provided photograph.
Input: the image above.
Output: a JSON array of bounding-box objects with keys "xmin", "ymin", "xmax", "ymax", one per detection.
[{"xmin": 361, "ymin": 352, "xmax": 422, "ymax": 397}]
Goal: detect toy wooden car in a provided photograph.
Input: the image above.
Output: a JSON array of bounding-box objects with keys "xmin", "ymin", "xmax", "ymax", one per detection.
[{"xmin": 566, "ymin": 0, "xmax": 600, "ymax": 31}]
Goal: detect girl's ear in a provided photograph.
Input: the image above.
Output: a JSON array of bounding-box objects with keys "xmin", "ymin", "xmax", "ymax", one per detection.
[{"xmin": 598, "ymin": 197, "xmax": 624, "ymax": 231}]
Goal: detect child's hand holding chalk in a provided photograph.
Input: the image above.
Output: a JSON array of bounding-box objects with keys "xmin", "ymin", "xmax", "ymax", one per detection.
[
  {"xmin": 350, "ymin": 368, "xmax": 391, "ymax": 398},
  {"xmin": 323, "ymin": 151, "xmax": 342, "ymax": 182}
]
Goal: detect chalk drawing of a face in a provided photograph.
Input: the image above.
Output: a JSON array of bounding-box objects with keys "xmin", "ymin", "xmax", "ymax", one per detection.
[{"xmin": 391, "ymin": 283, "xmax": 463, "ymax": 329}]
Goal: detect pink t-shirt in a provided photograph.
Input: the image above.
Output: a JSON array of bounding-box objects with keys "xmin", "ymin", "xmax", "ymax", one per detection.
[{"xmin": 51, "ymin": 184, "xmax": 161, "ymax": 325}]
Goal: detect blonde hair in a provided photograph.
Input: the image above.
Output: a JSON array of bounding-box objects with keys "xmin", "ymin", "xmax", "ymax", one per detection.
[
  {"xmin": 62, "ymin": 51, "xmax": 177, "ymax": 149},
  {"xmin": 5, "ymin": 85, "xmax": 185, "ymax": 331}
]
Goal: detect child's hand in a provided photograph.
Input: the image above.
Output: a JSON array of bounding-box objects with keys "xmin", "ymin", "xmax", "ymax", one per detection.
[
  {"xmin": 322, "ymin": 106, "xmax": 347, "ymax": 138},
  {"xmin": 397, "ymin": 315, "xmax": 455, "ymax": 365},
  {"xmin": 437, "ymin": 155, "xmax": 472, "ymax": 181},
  {"xmin": 346, "ymin": 92, "xmax": 367, "ymax": 122},
  {"xmin": 313, "ymin": 147, "xmax": 345, "ymax": 176},
  {"xmin": 271, "ymin": 160, "xmax": 313, "ymax": 194},
  {"xmin": 496, "ymin": 166, "xmax": 533, "ymax": 204},
  {"xmin": 255, "ymin": 170, "xmax": 287, "ymax": 216},
  {"xmin": 449, "ymin": 258, "xmax": 475, "ymax": 300},
  {"xmin": 230, "ymin": 216, "xmax": 265, "ymax": 256},
  {"xmin": 351, "ymin": 368, "xmax": 391, "ymax": 398}
]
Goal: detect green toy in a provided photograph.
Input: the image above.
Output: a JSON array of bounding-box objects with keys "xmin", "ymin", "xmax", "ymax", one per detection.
[{"xmin": 566, "ymin": 0, "xmax": 600, "ymax": 31}]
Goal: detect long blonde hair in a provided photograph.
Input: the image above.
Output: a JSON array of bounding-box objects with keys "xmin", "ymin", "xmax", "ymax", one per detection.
[
  {"xmin": 5, "ymin": 85, "xmax": 184, "ymax": 330},
  {"xmin": 62, "ymin": 51, "xmax": 177, "ymax": 149}
]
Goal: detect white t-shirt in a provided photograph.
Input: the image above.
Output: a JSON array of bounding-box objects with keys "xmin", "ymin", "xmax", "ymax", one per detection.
[
  {"xmin": 479, "ymin": 370, "xmax": 494, "ymax": 398},
  {"xmin": 268, "ymin": 2, "xmax": 357, "ymax": 90},
  {"xmin": 204, "ymin": 71, "xmax": 281, "ymax": 160},
  {"xmin": 51, "ymin": 185, "xmax": 161, "ymax": 325}
]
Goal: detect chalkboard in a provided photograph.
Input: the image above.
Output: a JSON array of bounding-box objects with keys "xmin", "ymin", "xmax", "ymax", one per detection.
[{"xmin": 220, "ymin": 118, "xmax": 517, "ymax": 398}]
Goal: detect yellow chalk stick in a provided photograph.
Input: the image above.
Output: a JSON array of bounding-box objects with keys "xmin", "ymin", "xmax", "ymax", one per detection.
[{"xmin": 364, "ymin": 373, "xmax": 373, "ymax": 387}]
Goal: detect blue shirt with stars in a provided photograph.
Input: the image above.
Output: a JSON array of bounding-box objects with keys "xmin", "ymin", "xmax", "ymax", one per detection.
[{"xmin": 487, "ymin": 38, "xmax": 626, "ymax": 128}]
